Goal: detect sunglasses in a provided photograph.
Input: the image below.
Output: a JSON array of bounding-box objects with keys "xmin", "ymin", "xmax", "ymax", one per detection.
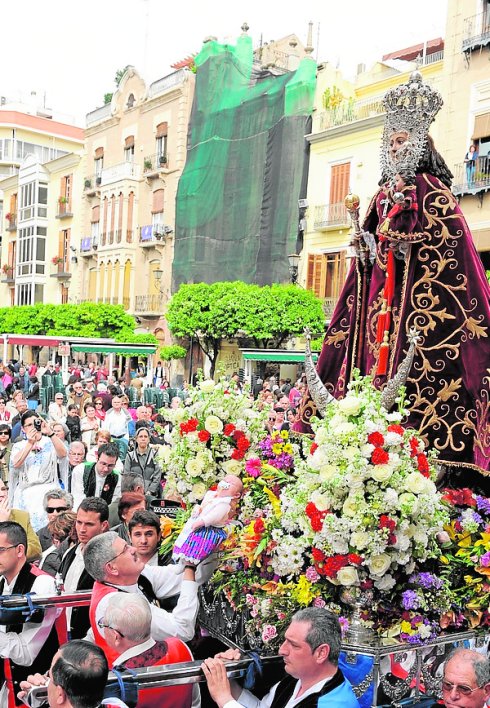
[
  {"xmin": 441, "ymin": 680, "xmax": 482, "ymax": 697},
  {"xmin": 46, "ymin": 506, "xmax": 69, "ymax": 514}
]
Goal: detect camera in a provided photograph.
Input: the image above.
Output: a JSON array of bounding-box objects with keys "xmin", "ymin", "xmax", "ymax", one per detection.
[{"xmin": 33, "ymin": 419, "xmax": 42, "ymax": 432}]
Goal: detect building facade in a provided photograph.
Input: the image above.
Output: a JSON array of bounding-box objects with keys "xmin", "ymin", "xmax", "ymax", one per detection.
[{"xmin": 78, "ymin": 66, "xmax": 195, "ymax": 346}]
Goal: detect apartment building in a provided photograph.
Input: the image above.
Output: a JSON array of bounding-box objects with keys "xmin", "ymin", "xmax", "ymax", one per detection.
[
  {"xmin": 0, "ymin": 104, "xmax": 83, "ymax": 306},
  {"xmin": 78, "ymin": 66, "xmax": 194, "ymax": 344}
]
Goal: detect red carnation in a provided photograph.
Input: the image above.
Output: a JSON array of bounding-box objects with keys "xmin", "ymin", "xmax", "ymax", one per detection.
[
  {"xmin": 312, "ymin": 547, "xmax": 325, "ymax": 562},
  {"xmin": 371, "ymin": 448, "xmax": 389, "ymax": 465},
  {"xmin": 323, "ymin": 554, "xmax": 348, "ymax": 579},
  {"xmin": 310, "ymin": 442, "xmax": 319, "ymax": 455},
  {"xmin": 388, "ymin": 533, "xmax": 397, "ymax": 545},
  {"xmin": 379, "ymin": 515, "xmax": 396, "ymax": 532},
  {"xmin": 409, "ymin": 437, "xmax": 419, "ymax": 457},
  {"xmin": 417, "ymin": 453, "xmax": 430, "ymax": 477},
  {"xmin": 387, "ymin": 424, "xmax": 404, "ymax": 435},
  {"xmin": 224, "ymin": 423, "xmax": 236, "ymax": 436},
  {"xmin": 231, "ymin": 449, "xmax": 244, "ymax": 460},
  {"xmin": 237, "ymin": 436, "xmax": 250, "ymax": 451},
  {"xmin": 368, "ymin": 431, "xmax": 385, "ymax": 447},
  {"xmin": 198, "ymin": 429, "xmax": 211, "ymax": 443},
  {"xmin": 310, "ymin": 515, "xmax": 324, "ymax": 532},
  {"xmin": 233, "ymin": 430, "xmax": 245, "ymax": 441},
  {"xmin": 306, "ymin": 502, "xmax": 318, "ymax": 519},
  {"xmin": 253, "ymin": 518, "xmax": 265, "ymax": 534},
  {"xmin": 348, "ymin": 553, "xmax": 362, "ymax": 565}
]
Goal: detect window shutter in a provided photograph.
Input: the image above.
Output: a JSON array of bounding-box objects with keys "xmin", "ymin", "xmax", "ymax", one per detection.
[
  {"xmin": 124, "ymin": 135, "xmax": 135, "ymax": 149},
  {"xmin": 472, "ymin": 112, "xmax": 490, "ymax": 140},
  {"xmin": 329, "ymin": 163, "xmax": 351, "ymax": 205},
  {"xmin": 94, "ymin": 147, "xmax": 104, "ymax": 159},
  {"xmin": 306, "ymin": 254, "xmax": 325, "ymax": 298},
  {"xmin": 151, "ymin": 189, "xmax": 164, "ymax": 214},
  {"xmin": 91, "ymin": 205, "xmax": 100, "ymax": 223},
  {"xmin": 9, "ymin": 193, "xmax": 17, "ymax": 213},
  {"xmin": 156, "ymin": 122, "xmax": 168, "ymax": 138}
]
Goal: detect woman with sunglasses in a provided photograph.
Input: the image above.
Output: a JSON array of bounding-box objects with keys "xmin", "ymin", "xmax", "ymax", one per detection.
[
  {"xmin": 0, "ymin": 425, "xmax": 12, "ymax": 483},
  {"xmin": 47, "ymin": 393, "xmax": 67, "ymax": 424},
  {"xmin": 93, "ymin": 397, "xmax": 106, "ymax": 422}
]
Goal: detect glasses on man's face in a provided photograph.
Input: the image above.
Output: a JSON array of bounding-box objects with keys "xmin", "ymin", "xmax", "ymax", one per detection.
[
  {"xmin": 0, "ymin": 545, "xmax": 18, "ymax": 554},
  {"xmin": 106, "ymin": 543, "xmax": 130, "ymax": 566},
  {"xmin": 46, "ymin": 506, "xmax": 69, "ymax": 514},
  {"xmin": 97, "ymin": 618, "xmax": 125, "ymax": 638},
  {"xmin": 441, "ymin": 680, "xmax": 482, "ymax": 696}
]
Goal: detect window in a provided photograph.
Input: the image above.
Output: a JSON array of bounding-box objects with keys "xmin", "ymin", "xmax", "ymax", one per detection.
[
  {"xmin": 127, "ymin": 94, "xmax": 135, "ymax": 109},
  {"xmin": 94, "ymin": 149, "xmax": 104, "ymax": 184},
  {"xmin": 306, "ymin": 251, "xmax": 347, "ymax": 305},
  {"xmin": 124, "ymin": 136, "xmax": 135, "ymax": 163},
  {"xmin": 329, "ymin": 163, "xmax": 351, "ymax": 206},
  {"xmin": 59, "ymin": 174, "xmax": 72, "ymax": 212},
  {"xmin": 155, "ymin": 122, "xmax": 168, "ymax": 164}
]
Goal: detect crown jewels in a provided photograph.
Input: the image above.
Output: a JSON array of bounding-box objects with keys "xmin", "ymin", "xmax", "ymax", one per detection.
[{"xmin": 380, "ymin": 71, "xmax": 444, "ymax": 186}]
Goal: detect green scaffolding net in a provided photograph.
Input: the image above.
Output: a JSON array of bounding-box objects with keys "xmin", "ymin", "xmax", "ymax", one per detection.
[{"xmin": 173, "ymin": 35, "xmax": 316, "ymax": 288}]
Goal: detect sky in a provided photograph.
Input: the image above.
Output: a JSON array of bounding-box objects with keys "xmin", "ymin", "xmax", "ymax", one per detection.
[{"xmin": 2, "ymin": 0, "xmax": 448, "ymax": 126}]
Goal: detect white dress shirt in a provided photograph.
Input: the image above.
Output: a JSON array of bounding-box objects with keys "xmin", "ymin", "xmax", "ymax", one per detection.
[
  {"xmin": 223, "ymin": 677, "xmax": 333, "ymax": 708},
  {"xmin": 71, "ymin": 463, "xmax": 121, "ymax": 509}
]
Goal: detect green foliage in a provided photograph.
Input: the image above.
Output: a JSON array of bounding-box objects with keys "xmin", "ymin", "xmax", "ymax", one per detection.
[
  {"xmin": 166, "ymin": 281, "xmax": 325, "ymax": 375},
  {"xmin": 0, "ymin": 303, "xmax": 142, "ymax": 339},
  {"xmin": 159, "ymin": 345, "xmax": 187, "ymax": 361},
  {"xmin": 115, "ymin": 65, "xmax": 131, "ymax": 86},
  {"xmin": 310, "ymin": 337, "xmax": 324, "ymax": 352},
  {"xmin": 103, "ymin": 93, "xmax": 113, "ymax": 105},
  {"xmin": 486, "ymin": 270, "xmax": 490, "ymax": 285}
]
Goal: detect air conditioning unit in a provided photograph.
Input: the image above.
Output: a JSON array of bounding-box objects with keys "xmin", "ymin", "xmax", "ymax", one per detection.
[
  {"xmin": 163, "ymin": 225, "xmax": 174, "ymax": 236},
  {"xmin": 298, "ymin": 199, "xmax": 308, "ymax": 209}
]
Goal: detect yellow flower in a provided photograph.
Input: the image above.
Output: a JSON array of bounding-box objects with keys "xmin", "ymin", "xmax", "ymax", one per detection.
[
  {"xmin": 400, "ymin": 621, "xmax": 413, "ymax": 635},
  {"xmin": 272, "ymin": 444, "xmax": 283, "ymax": 456},
  {"xmin": 280, "ymin": 430, "xmax": 289, "ymax": 440},
  {"xmin": 292, "ymin": 576, "xmax": 315, "ymax": 606},
  {"xmin": 283, "ymin": 444, "xmax": 293, "ymax": 454},
  {"xmin": 264, "ymin": 486, "xmax": 281, "ymax": 518}
]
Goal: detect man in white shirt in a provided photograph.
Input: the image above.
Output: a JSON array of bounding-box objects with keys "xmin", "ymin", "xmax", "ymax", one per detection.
[
  {"xmin": 83, "ymin": 531, "xmax": 216, "ymax": 665},
  {"xmin": 0, "ymin": 521, "xmax": 59, "ymax": 708},
  {"xmin": 202, "ymin": 608, "xmax": 359, "ymax": 708},
  {"xmin": 59, "ymin": 498, "xmax": 109, "ymax": 639},
  {"xmin": 71, "ymin": 442, "xmax": 121, "ymax": 509},
  {"xmin": 102, "ymin": 397, "xmax": 130, "ymax": 460}
]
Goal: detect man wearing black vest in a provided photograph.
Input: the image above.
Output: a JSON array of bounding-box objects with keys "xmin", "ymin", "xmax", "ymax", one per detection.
[
  {"xmin": 202, "ymin": 608, "xmax": 360, "ymax": 708},
  {"xmin": 71, "ymin": 443, "xmax": 121, "ymax": 509},
  {"xmin": 58, "ymin": 498, "xmax": 109, "ymax": 640},
  {"xmin": 0, "ymin": 521, "xmax": 61, "ymax": 707}
]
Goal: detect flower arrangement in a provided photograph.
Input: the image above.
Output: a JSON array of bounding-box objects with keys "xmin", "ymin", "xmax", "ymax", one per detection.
[
  {"xmin": 51, "ymin": 256, "xmax": 64, "ymax": 265},
  {"xmin": 211, "ymin": 374, "xmax": 449, "ymax": 650},
  {"xmin": 162, "ymin": 378, "xmax": 267, "ymax": 503},
  {"xmin": 2, "ymin": 264, "xmax": 13, "ymax": 274},
  {"xmin": 4, "ymin": 213, "xmax": 13, "ymax": 222},
  {"xmin": 438, "ymin": 488, "xmax": 490, "ymax": 629}
]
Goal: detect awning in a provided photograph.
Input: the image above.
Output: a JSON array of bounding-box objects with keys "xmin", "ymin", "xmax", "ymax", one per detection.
[
  {"xmin": 71, "ymin": 344, "xmax": 156, "ymax": 355},
  {"xmin": 8, "ymin": 336, "xmax": 60, "ymax": 346},
  {"xmin": 472, "ymin": 112, "xmax": 490, "ymax": 140},
  {"xmin": 241, "ymin": 351, "xmax": 318, "ymax": 363}
]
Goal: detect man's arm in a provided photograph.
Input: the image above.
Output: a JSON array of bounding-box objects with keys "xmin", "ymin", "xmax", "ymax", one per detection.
[
  {"xmin": 71, "ymin": 464, "xmax": 85, "ymax": 510},
  {"xmin": 0, "ymin": 574, "xmax": 58, "ymax": 666},
  {"xmin": 202, "ymin": 657, "xmax": 276, "ymax": 708}
]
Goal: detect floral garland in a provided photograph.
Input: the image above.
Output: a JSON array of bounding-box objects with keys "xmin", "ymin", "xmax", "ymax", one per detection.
[{"xmin": 162, "ymin": 379, "xmax": 266, "ymax": 503}]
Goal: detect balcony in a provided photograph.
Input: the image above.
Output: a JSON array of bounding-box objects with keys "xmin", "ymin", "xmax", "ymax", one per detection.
[
  {"xmin": 323, "ymin": 297, "xmax": 339, "ymax": 320},
  {"xmin": 314, "ymin": 96, "xmax": 384, "ymax": 132},
  {"xmin": 452, "ymin": 156, "xmax": 490, "ymax": 199},
  {"xmin": 50, "ymin": 261, "xmax": 72, "ymax": 282},
  {"xmin": 84, "ymin": 175, "xmax": 102, "ymax": 196},
  {"xmin": 80, "ymin": 237, "xmax": 98, "ymax": 255},
  {"xmin": 133, "ymin": 294, "xmax": 165, "ymax": 316},
  {"xmin": 313, "ymin": 203, "xmax": 350, "ymax": 230},
  {"xmin": 1, "ymin": 267, "xmax": 14, "ymax": 285},
  {"xmin": 100, "ymin": 161, "xmax": 140, "ymax": 187},
  {"xmin": 148, "ymin": 69, "xmax": 186, "ymax": 98},
  {"xmin": 56, "ymin": 201, "xmax": 73, "ymax": 219},
  {"xmin": 139, "ymin": 225, "xmax": 168, "ymax": 247},
  {"xmin": 462, "ymin": 10, "xmax": 490, "ymax": 53},
  {"xmin": 143, "ymin": 153, "xmax": 170, "ymax": 178},
  {"xmin": 5, "ymin": 215, "xmax": 17, "ymax": 232}
]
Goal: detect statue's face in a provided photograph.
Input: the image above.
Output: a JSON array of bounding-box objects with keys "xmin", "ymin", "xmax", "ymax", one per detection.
[{"xmin": 389, "ymin": 131, "xmax": 409, "ymax": 162}]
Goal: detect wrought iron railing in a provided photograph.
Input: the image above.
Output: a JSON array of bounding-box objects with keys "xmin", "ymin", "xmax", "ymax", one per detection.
[
  {"xmin": 143, "ymin": 153, "xmax": 170, "ymax": 172},
  {"xmin": 452, "ymin": 156, "xmax": 490, "ymax": 196},
  {"xmin": 134, "ymin": 294, "xmax": 165, "ymax": 313},
  {"xmin": 462, "ymin": 10, "xmax": 490, "ymax": 52},
  {"xmin": 315, "ymin": 96, "xmax": 384, "ymax": 132},
  {"xmin": 313, "ymin": 202, "xmax": 350, "ymax": 229}
]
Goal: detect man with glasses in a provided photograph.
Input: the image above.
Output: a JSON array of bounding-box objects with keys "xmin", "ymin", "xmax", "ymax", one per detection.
[
  {"xmin": 47, "ymin": 394, "xmax": 67, "ymax": 425},
  {"xmin": 58, "ymin": 441, "xmax": 87, "ymax": 495},
  {"xmin": 37, "ymin": 490, "xmax": 73, "ymax": 551},
  {"xmin": 18, "ymin": 640, "xmax": 109, "ymax": 708},
  {"xmin": 437, "ymin": 649, "xmax": 490, "ymax": 708},
  {"xmin": 84, "ymin": 531, "xmax": 215, "ymax": 666},
  {"xmin": 67, "ymin": 382, "xmax": 92, "ymax": 413},
  {"xmin": 59, "ymin": 498, "xmax": 109, "ymax": 640},
  {"xmin": 202, "ymin": 608, "xmax": 359, "ymax": 708},
  {"xmin": 0, "ymin": 521, "xmax": 60, "ymax": 707}
]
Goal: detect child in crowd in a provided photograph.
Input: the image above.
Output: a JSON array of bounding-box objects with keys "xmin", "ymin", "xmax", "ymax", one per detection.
[{"xmin": 65, "ymin": 404, "xmax": 82, "ymax": 441}]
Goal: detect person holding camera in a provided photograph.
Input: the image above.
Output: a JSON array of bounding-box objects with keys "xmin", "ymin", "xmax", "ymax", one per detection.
[{"xmin": 9, "ymin": 412, "xmax": 66, "ymax": 532}]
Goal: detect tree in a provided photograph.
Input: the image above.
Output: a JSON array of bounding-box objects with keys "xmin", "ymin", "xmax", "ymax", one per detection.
[
  {"xmin": 103, "ymin": 65, "xmax": 131, "ymax": 105},
  {"xmin": 0, "ymin": 303, "xmax": 156, "ymax": 342},
  {"xmin": 166, "ymin": 282, "xmax": 324, "ymax": 376},
  {"xmin": 160, "ymin": 345, "xmax": 187, "ymax": 361}
]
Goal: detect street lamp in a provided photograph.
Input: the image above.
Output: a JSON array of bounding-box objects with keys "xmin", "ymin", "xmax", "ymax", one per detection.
[{"xmin": 288, "ymin": 253, "xmax": 300, "ymax": 285}]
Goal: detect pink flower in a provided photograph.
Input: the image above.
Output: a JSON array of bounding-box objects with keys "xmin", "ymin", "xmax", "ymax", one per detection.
[
  {"xmin": 250, "ymin": 607, "xmax": 259, "ymax": 618},
  {"xmin": 305, "ymin": 567, "xmax": 320, "ymax": 583},
  {"xmin": 276, "ymin": 612, "xmax": 286, "ymax": 620},
  {"xmin": 313, "ymin": 597, "xmax": 326, "ymax": 608},
  {"xmin": 245, "ymin": 593, "xmax": 257, "ymax": 605},
  {"xmin": 261, "ymin": 624, "xmax": 277, "ymax": 643},
  {"xmin": 245, "ymin": 458, "xmax": 262, "ymax": 478}
]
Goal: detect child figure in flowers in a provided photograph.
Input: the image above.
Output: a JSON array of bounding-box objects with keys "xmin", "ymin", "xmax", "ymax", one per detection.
[{"xmin": 172, "ymin": 474, "xmax": 243, "ymax": 573}]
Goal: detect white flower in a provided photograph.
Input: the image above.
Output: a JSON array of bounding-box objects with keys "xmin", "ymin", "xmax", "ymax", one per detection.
[
  {"xmin": 370, "ymin": 464, "xmax": 393, "ymax": 483},
  {"xmin": 222, "ymin": 459, "xmax": 242, "ymax": 476},
  {"xmin": 418, "ymin": 623, "xmax": 432, "ymax": 640},
  {"xmin": 319, "ymin": 464, "xmax": 338, "ymax": 482},
  {"xmin": 336, "ymin": 422, "xmax": 357, "ymax": 436},
  {"xmin": 315, "ymin": 427, "xmax": 330, "ymax": 446},
  {"xmin": 350, "ymin": 531, "xmax": 370, "ymax": 550},
  {"xmin": 404, "ymin": 472, "xmax": 429, "ymax": 495},
  {"xmin": 205, "ymin": 415, "xmax": 224, "ymax": 435},
  {"xmin": 342, "ymin": 497, "xmax": 359, "ymax": 517},
  {"xmin": 368, "ymin": 553, "xmax": 391, "ymax": 578},
  {"xmin": 191, "ymin": 482, "xmax": 207, "ymax": 499},
  {"xmin": 385, "ymin": 431, "xmax": 403, "ymax": 447},
  {"xmin": 311, "ymin": 491, "xmax": 330, "ymax": 511},
  {"xmin": 199, "ymin": 379, "xmax": 215, "ymax": 393},
  {"xmin": 329, "ymin": 414, "xmax": 346, "ymax": 429},
  {"xmin": 343, "ymin": 446, "xmax": 359, "ymax": 462},
  {"xmin": 186, "ymin": 458, "xmax": 204, "ymax": 476},
  {"xmin": 336, "ymin": 566, "xmax": 360, "ymax": 586},
  {"xmin": 172, "ymin": 408, "xmax": 186, "ymax": 422},
  {"xmin": 394, "ymin": 533, "xmax": 410, "ymax": 552},
  {"xmin": 399, "ymin": 493, "xmax": 418, "ymax": 514},
  {"xmin": 337, "ymin": 396, "xmax": 362, "ymax": 416},
  {"xmin": 361, "ymin": 443, "xmax": 374, "ymax": 458},
  {"xmin": 374, "ymin": 574, "xmax": 396, "ymax": 591},
  {"xmin": 384, "ymin": 488, "xmax": 398, "ymax": 508}
]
